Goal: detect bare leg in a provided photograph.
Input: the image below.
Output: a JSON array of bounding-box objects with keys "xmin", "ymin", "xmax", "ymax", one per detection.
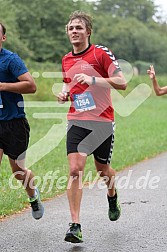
[
  {"xmin": 94, "ymin": 160, "xmax": 116, "ymax": 197},
  {"xmin": 9, "ymin": 158, "xmax": 35, "ymax": 198},
  {"xmin": 0, "ymin": 149, "xmax": 4, "ymax": 165},
  {"xmin": 67, "ymin": 153, "xmax": 87, "ymax": 223}
]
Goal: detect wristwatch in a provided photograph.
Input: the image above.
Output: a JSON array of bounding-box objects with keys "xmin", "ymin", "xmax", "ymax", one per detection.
[{"xmin": 92, "ymin": 76, "xmax": 96, "ymax": 85}]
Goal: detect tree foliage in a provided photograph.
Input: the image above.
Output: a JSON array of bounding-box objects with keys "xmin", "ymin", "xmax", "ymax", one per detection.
[
  {"xmin": 0, "ymin": 0, "xmax": 30, "ymax": 58},
  {"xmin": 94, "ymin": 0, "xmax": 155, "ymax": 22},
  {"xmin": 1, "ymin": 0, "xmax": 167, "ymax": 72},
  {"xmin": 12, "ymin": 0, "xmax": 88, "ymax": 62}
]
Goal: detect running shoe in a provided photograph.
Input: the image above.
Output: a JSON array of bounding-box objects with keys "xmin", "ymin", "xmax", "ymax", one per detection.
[
  {"xmin": 29, "ymin": 188, "xmax": 44, "ymax": 220},
  {"xmin": 107, "ymin": 189, "xmax": 121, "ymax": 221},
  {"xmin": 64, "ymin": 223, "xmax": 83, "ymax": 243}
]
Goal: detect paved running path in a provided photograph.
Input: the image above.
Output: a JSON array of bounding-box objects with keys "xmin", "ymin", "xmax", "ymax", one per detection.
[{"xmin": 0, "ymin": 152, "xmax": 167, "ymax": 252}]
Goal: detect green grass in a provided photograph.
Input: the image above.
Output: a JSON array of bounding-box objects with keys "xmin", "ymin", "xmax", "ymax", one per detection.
[{"xmin": 0, "ymin": 73, "xmax": 167, "ymax": 217}]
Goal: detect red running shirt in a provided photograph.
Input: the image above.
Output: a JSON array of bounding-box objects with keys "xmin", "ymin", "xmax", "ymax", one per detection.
[{"xmin": 62, "ymin": 44, "xmax": 121, "ymax": 122}]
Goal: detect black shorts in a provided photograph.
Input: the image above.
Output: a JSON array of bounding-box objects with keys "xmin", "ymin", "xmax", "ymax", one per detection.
[
  {"xmin": 0, "ymin": 118, "xmax": 30, "ymax": 160},
  {"xmin": 67, "ymin": 120, "xmax": 115, "ymax": 164}
]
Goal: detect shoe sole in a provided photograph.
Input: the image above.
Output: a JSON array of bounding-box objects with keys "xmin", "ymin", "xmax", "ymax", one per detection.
[
  {"xmin": 65, "ymin": 233, "xmax": 83, "ymax": 243},
  {"xmin": 109, "ymin": 213, "xmax": 121, "ymax": 221},
  {"xmin": 108, "ymin": 209, "xmax": 121, "ymax": 221}
]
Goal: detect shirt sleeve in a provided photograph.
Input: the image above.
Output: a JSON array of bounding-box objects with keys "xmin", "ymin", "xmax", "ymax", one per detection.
[
  {"xmin": 99, "ymin": 46, "xmax": 121, "ymax": 77},
  {"xmin": 8, "ymin": 54, "xmax": 28, "ymax": 79}
]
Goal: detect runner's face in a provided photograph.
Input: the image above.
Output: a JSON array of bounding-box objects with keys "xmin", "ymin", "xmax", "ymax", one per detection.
[{"xmin": 67, "ymin": 19, "xmax": 90, "ymax": 46}]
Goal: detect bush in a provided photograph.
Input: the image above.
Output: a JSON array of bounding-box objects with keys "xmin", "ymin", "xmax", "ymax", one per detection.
[{"xmin": 133, "ymin": 60, "xmax": 151, "ymax": 75}]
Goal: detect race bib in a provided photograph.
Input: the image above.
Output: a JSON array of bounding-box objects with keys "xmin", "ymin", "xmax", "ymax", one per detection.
[{"xmin": 73, "ymin": 92, "xmax": 96, "ymax": 112}]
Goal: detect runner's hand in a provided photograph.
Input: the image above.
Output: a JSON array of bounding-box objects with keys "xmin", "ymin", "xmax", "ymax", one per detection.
[
  {"xmin": 73, "ymin": 74, "xmax": 92, "ymax": 85},
  {"xmin": 147, "ymin": 65, "xmax": 155, "ymax": 80},
  {"xmin": 57, "ymin": 92, "xmax": 68, "ymax": 103}
]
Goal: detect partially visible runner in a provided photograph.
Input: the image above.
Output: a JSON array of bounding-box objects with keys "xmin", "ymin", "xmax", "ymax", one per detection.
[
  {"xmin": 0, "ymin": 22, "xmax": 44, "ymax": 219},
  {"xmin": 58, "ymin": 11, "xmax": 127, "ymax": 243},
  {"xmin": 147, "ymin": 65, "xmax": 167, "ymax": 96}
]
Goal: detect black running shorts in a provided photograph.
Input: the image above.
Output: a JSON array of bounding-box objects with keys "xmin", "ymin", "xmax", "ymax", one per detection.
[
  {"xmin": 66, "ymin": 120, "xmax": 115, "ymax": 164},
  {"xmin": 0, "ymin": 118, "xmax": 30, "ymax": 160}
]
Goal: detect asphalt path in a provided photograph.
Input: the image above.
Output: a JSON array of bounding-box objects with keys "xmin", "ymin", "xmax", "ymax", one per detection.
[{"xmin": 0, "ymin": 152, "xmax": 167, "ymax": 252}]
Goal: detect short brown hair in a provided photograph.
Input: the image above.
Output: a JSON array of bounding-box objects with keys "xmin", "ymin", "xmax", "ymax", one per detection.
[
  {"xmin": 66, "ymin": 10, "xmax": 93, "ymax": 35},
  {"xmin": 0, "ymin": 23, "xmax": 6, "ymax": 35}
]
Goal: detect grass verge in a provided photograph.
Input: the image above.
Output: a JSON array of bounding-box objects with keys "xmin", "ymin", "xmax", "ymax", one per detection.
[{"xmin": 0, "ymin": 74, "xmax": 166, "ymax": 217}]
